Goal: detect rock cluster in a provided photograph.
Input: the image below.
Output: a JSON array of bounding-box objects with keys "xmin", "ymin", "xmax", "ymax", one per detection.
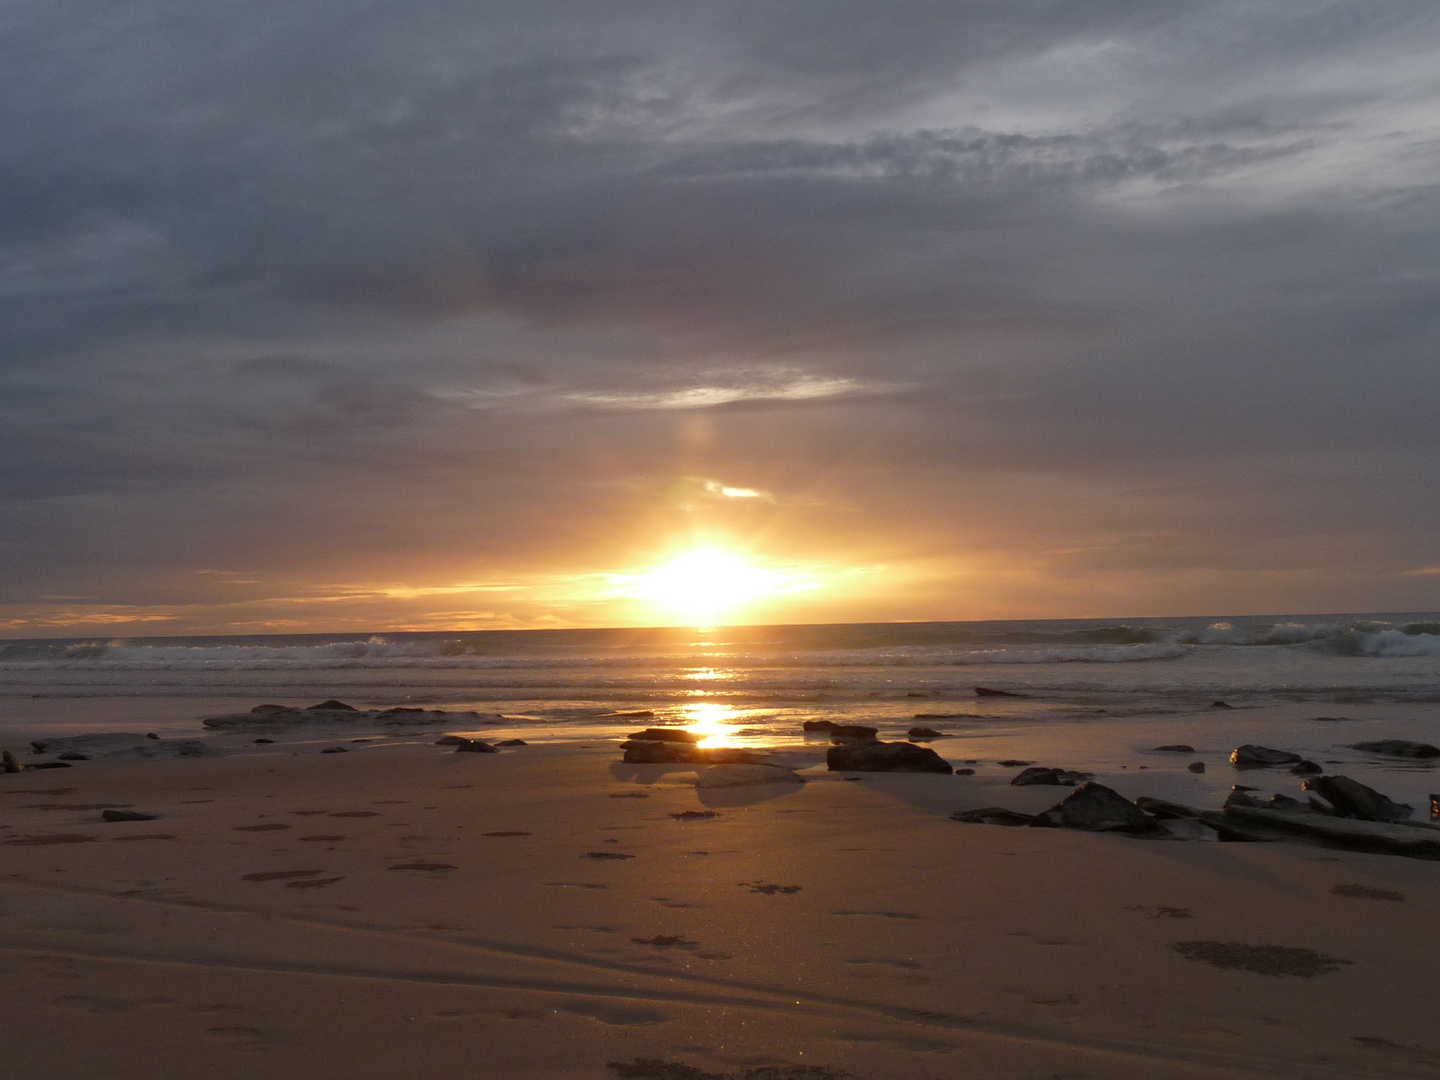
[{"xmin": 953, "ymin": 770, "xmax": 1440, "ymax": 860}]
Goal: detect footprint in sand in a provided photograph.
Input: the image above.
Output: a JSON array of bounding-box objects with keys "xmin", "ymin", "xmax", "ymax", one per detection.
[
  {"xmin": 482, "ymin": 830, "xmax": 532, "ymax": 837},
  {"xmin": 583, "ymin": 852, "xmax": 635, "ymax": 860},
  {"xmin": 111, "ymin": 834, "xmax": 176, "ymax": 842},
  {"xmin": 1172, "ymin": 941, "xmax": 1353, "ymax": 977},
  {"xmin": 242, "ymin": 870, "xmax": 323, "ymax": 882},
  {"xmin": 285, "ymin": 876, "xmax": 345, "ymax": 889},
  {"xmin": 832, "ymin": 909, "xmax": 920, "ymax": 920},
  {"xmin": 234, "ymin": 824, "xmax": 290, "ymax": 832},
  {"xmin": 631, "ymin": 935, "xmax": 700, "ymax": 951},
  {"xmin": 390, "ymin": 862, "xmax": 457, "ymax": 871},
  {"xmin": 205, "ymin": 1025, "xmax": 272, "ymax": 1051},
  {"xmin": 298, "ymin": 835, "xmax": 346, "ymax": 842},
  {"xmin": 289, "ymin": 810, "xmax": 328, "ymax": 816},
  {"xmin": 330, "ymin": 811, "xmax": 381, "ymax": 818},
  {"xmin": 1331, "ymin": 883, "xmax": 1405, "ymax": 902},
  {"xmin": 6, "ymin": 834, "xmax": 96, "ymax": 846},
  {"xmin": 742, "ymin": 881, "xmax": 802, "ymax": 895},
  {"xmin": 51, "ymin": 994, "xmax": 143, "ymax": 1015}
]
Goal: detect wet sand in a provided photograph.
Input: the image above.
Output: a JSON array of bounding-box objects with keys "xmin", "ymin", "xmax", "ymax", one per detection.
[{"xmin": 3, "ymin": 742, "xmax": 1439, "ymax": 1079}]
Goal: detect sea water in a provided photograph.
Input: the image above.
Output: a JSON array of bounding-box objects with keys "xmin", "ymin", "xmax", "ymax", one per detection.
[{"xmin": 4, "ymin": 614, "xmax": 1440, "ymax": 811}]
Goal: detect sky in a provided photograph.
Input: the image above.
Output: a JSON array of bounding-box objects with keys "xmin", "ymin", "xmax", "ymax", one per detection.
[{"xmin": 5, "ymin": 1, "xmax": 1440, "ymax": 634}]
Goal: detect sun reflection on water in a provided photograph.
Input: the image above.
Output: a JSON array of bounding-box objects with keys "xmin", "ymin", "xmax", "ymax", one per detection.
[{"xmin": 683, "ymin": 702, "xmax": 740, "ymax": 746}]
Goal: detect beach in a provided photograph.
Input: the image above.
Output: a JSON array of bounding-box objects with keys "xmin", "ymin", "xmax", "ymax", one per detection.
[{"xmin": 5, "ymin": 737, "xmax": 1440, "ymax": 1080}]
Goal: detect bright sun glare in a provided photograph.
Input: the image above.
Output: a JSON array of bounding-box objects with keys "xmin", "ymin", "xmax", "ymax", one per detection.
[{"xmin": 636, "ymin": 548, "xmax": 781, "ymax": 624}]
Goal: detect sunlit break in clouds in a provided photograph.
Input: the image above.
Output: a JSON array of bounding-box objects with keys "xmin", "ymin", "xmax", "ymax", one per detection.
[{"xmin": 5, "ymin": 2, "xmax": 1440, "ymax": 634}]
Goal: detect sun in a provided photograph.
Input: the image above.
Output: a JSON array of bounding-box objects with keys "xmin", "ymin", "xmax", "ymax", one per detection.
[{"xmin": 636, "ymin": 548, "xmax": 781, "ymax": 625}]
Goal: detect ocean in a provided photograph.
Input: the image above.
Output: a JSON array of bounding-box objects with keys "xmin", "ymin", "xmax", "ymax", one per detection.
[{"xmin": 5, "ymin": 614, "xmax": 1440, "ymax": 811}]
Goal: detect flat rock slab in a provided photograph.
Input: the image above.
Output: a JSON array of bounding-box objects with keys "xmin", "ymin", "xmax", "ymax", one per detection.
[
  {"xmin": 1348, "ymin": 740, "xmax": 1440, "ymax": 759},
  {"xmin": 826, "ymin": 740, "xmax": 951, "ymax": 774}
]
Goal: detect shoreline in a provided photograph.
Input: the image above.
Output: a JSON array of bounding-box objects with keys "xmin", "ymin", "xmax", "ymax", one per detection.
[{"xmin": 4, "ymin": 740, "xmax": 1440, "ymax": 1078}]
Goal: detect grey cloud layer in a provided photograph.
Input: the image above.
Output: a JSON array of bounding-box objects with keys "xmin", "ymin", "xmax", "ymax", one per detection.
[{"xmin": 4, "ymin": 1, "xmax": 1440, "ymax": 615}]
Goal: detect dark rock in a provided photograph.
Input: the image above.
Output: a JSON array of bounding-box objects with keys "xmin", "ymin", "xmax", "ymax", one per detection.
[
  {"xmin": 975, "ymin": 686, "xmax": 1028, "ymax": 698},
  {"xmin": 308, "ymin": 700, "xmax": 358, "ymax": 711},
  {"xmin": 1011, "ymin": 766, "xmax": 1092, "ymax": 787},
  {"xmin": 611, "ymin": 710, "xmax": 655, "ymax": 718},
  {"xmin": 1224, "ymin": 789, "xmax": 1264, "ymax": 810},
  {"xmin": 628, "ymin": 728, "xmax": 700, "ymax": 744},
  {"xmin": 27, "ymin": 762, "xmax": 72, "ymax": 770},
  {"xmin": 1154, "ymin": 744, "xmax": 1196, "ymax": 753},
  {"xmin": 1230, "ymin": 744, "xmax": 1304, "ymax": 768},
  {"xmin": 996, "ymin": 759, "xmax": 1033, "ymax": 767},
  {"xmin": 102, "ymin": 809, "xmax": 158, "ymax": 822},
  {"xmin": 254, "ymin": 738, "xmax": 275, "ymax": 744},
  {"xmin": 1269, "ymin": 794, "xmax": 1308, "ymax": 811},
  {"xmin": 828, "ymin": 725, "xmax": 878, "ymax": 741},
  {"xmin": 954, "ymin": 767, "xmax": 976, "ymax": 776},
  {"xmin": 802, "ymin": 720, "xmax": 838, "ymax": 732},
  {"xmin": 496, "ymin": 738, "xmax": 527, "ymax": 747},
  {"xmin": 57, "ymin": 752, "xmax": 89, "ymax": 761},
  {"xmin": 826, "ymin": 740, "xmax": 952, "ymax": 774},
  {"xmin": 1211, "ymin": 700, "xmax": 1234, "ymax": 709},
  {"xmin": 1311, "ymin": 715, "xmax": 1358, "ymax": 722},
  {"xmin": 914, "ymin": 712, "xmax": 964, "ymax": 719},
  {"xmin": 951, "ymin": 807, "xmax": 1038, "ymax": 827},
  {"xmin": 2, "ymin": 750, "xmax": 23, "ymax": 773},
  {"xmin": 454, "ymin": 739, "xmax": 498, "ymax": 754},
  {"xmin": 145, "ymin": 733, "xmax": 160, "ymax": 740},
  {"xmin": 1223, "ymin": 804, "xmax": 1440, "ymax": 859},
  {"xmin": 250, "ymin": 704, "xmax": 298, "ymax": 715},
  {"xmin": 380, "ymin": 707, "xmax": 425, "ymax": 715},
  {"xmin": 1289, "ymin": 760, "xmax": 1322, "ymax": 775},
  {"xmin": 434, "ymin": 735, "xmax": 469, "ymax": 745},
  {"xmin": 620, "ymin": 741, "xmax": 760, "ymax": 765},
  {"xmin": 622, "ymin": 740, "xmax": 697, "ymax": 764},
  {"xmin": 1134, "ymin": 796, "xmax": 1204, "ymax": 820},
  {"xmin": 1432, "ymin": 795, "xmax": 1439, "ymax": 821},
  {"xmin": 321, "ymin": 746, "xmax": 348, "ymax": 754},
  {"xmin": 907, "ymin": 727, "xmax": 944, "ymax": 740},
  {"xmin": 1039, "ymin": 783, "xmax": 1154, "ymax": 833},
  {"xmin": 1188, "ymin": 761, "xmax": 1206, "ymax": 773},
  {"xmin": 1348, "ymin": 740, "xmax": 1440, "ymax": 759},
  {"xmin": 1303, "ymin": 775, "xmax": 1413, "ymax": 823}
]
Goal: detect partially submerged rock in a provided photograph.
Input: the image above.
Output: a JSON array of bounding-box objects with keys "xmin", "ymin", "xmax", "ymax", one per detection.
[
  {"xmin": 206, "ymin": 705, "xmax": 492, "ymax": 729},
  {"xmin": 30, "ymin": 734, "xmax": 214, "ymax": 760},
  {"xmin": 695, "ymin": 763, "xmax": 803, "ymax": 788},
  {"xmin": 1010, "ymin": 766, "xmax": 1092, "ymax": 787},
  {"xmin": 1303, "ymin": 775, "xmax": 1413, "ymax": 822},
  {"xmin": 453, "ymin": 739, "xmax": 498, "ymax": 754},
  {"xmin": 1348, "ymin": 740, "xmax": 1440, "ymax": 759},
  {"xmin": 1154, "ymin": 744, "xmax": 1196, "ymax": 753},
  {"xmin": 1037, "ymin": 783, "xmax": 1155, "ymax": 833},
  {"xmin": 974, "ymin": 686, "xmax": 1028, "ymax": 698},
  {"xmin": 826, "ymin": 740, "xmax": 952, "ymax": 774},
  {"xmin": 2, "ymin": 750, "xmax": 22, "ymax": 773},
  {"xmin": 1230, "ymin": 744, "xmax": 1304, "ymax": 769},
  {"xmin": 1223, "ymin": 804, "xmax": 1440, "ymax": 859},
  {"xmin": 620, "ymin": 741, "xmax": 761, "ymax": 765},
  {"xmin": 907, "ymin": 727, "xmax": 945, "ymax": 740},
  {"xmin": 628, "ymin": 728, "xmax": 699, "ymax": 744},
  {"xmin": 829, "ymin": 725, "xmax": 878, "ymax": 741}
]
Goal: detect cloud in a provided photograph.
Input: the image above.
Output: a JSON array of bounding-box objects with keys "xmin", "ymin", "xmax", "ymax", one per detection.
[{"xmin": 4, "ymin": 1, "xmax": 1440, "ymax": 626}]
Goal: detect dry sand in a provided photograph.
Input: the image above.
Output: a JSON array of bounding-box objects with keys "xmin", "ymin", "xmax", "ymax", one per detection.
[{"xmin": 3, "ymin": 741, "xmax": 1439, "ymax": 1079}]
